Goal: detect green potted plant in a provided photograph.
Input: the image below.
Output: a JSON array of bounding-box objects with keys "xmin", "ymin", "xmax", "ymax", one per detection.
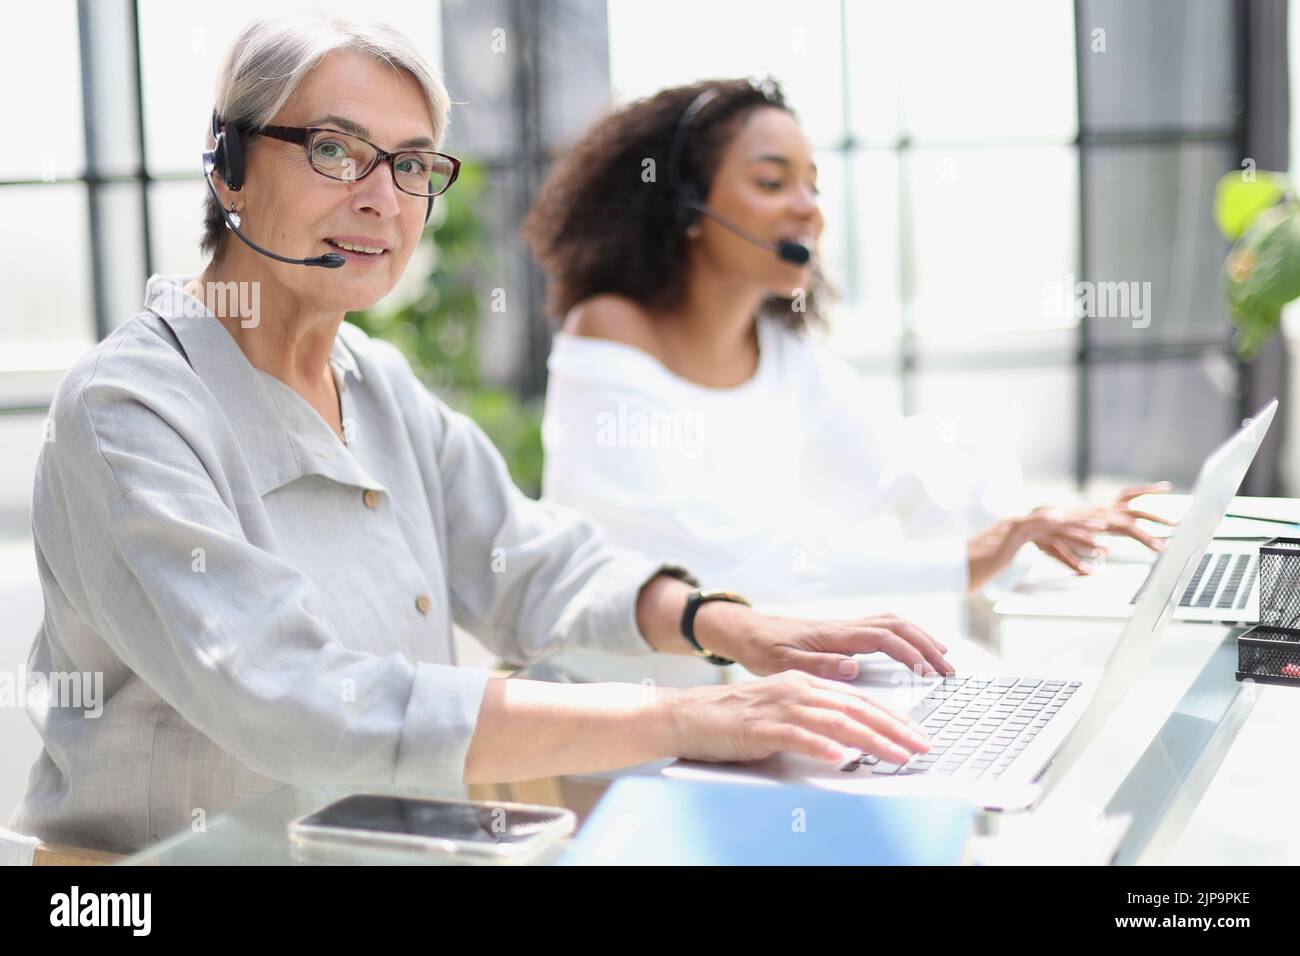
[{"xmin": 1214, "ymin": 167, "xmax": 1300, "ymax": 358}]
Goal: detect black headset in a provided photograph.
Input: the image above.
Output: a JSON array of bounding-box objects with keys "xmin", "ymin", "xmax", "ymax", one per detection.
[
  {"xmin": 210, "ymin": 112, "xmax": 435, "ymax": 225},
  {"xmin": 666, "ymin": 88, "xmax": 721, "ymax": 234},
  {"xmin": 664, "ymin": 86, "xmax": 811, "ymax": 267}
]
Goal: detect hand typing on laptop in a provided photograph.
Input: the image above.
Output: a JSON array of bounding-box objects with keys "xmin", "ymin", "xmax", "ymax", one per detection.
[
  {"xmin": 643, "ymin": 608, "xmax": 954, "ymax": 769},
  {"xmin": 688, "ymin": 604, "xmax": 955, "ymax": 680},
  {"xmin": 658, "ymin": 670, "xmax": 934, "ymax": 768},
  {"xmin": 1041, "ymin": 481, "xmax": 1177, "ymax": 558},
  {"xmin": 967, "ymin": 482, "xmax": 1176, "ymax": 588}
]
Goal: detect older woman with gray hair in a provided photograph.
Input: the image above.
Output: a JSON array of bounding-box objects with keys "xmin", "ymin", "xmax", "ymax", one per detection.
[{"xmin": 10, "ymin": 13, "xmax": 949, "ymax": 854}]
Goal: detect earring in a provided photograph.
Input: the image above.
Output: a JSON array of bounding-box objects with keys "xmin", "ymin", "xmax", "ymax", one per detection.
[
  {"xmin": 686, "ymin": 223, "xmax": 701, "ymax": 238},
  {"xmin": 227, "ymin": 203, "xmax": 241, "ymax": 229}
]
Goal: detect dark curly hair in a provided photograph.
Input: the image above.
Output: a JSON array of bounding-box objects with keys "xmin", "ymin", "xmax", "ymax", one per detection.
[{"xmin": 523, "ymin": 77, "xmax": 829, "ymax": 332}]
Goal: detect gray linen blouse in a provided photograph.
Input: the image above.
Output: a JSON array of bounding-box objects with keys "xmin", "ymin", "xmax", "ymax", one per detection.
[{"xmin": 10, "ymin": 274, "xmax": 678, "ymax": 854}]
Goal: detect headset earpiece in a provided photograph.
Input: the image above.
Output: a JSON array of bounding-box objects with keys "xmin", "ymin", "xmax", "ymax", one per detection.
[
  {"xmin": 675, "ymin": 182, "xmax": 700, "ymax": 233},
  {"xmin": 219, "ymin": 122, "xmax": 244, "ymax": 191},
  {"xmin": 668, "ymin": 89, "xmax": 719, "ymax": 236},
  {"xmin": 211, "ymin": 112, "xmax": 245, "ymax": 192}
]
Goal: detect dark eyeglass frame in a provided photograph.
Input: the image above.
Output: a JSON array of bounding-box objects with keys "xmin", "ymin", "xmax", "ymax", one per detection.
[{"xmin": 254, "ymin": 124, "xmax": 461, "ymax": 198}]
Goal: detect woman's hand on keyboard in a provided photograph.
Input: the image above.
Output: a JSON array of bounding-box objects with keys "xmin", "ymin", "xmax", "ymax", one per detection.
[
  {"xmin": 968, "ymin": 506, "xmax": 1120, "ymax": 588},
  {"xmin": 693, "ymin": 604, "xmax": 954, "ymax": 680},
  {"xmin": 1017, "ymin": 483, "xmax": 1175, "ymax": 577},
  {"xmin": 1059, "ymin": 482, "xmax": 1176, "ymax": 553},
  {"xmin": 662, "ymin": 670, "xmax": 931, "ymax": 767}
]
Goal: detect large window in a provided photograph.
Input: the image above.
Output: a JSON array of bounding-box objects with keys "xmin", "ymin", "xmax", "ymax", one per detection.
[
  {"xmin": 1, "ymin": 0, "xmax": 1260, "ymax": 494},
  {"xmin": 1, "ymin": 3, "xmax": 93, "ymax": 408},
  {"xmin": 608, "ymin": 0, "xmax": 1247, "ymax": 491},
  {"xmin": 0, "ymin": 0, "xmax": 442, "ymax": 411}
]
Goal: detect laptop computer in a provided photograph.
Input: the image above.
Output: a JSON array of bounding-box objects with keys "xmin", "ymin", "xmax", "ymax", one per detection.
[
  {"xmin": 664, "ymin": 400, "xmax": 1277, "ymax": 812},
  {"xmin": 994, "ymin": 531, "xmax": 1262, "ymax": 625}
]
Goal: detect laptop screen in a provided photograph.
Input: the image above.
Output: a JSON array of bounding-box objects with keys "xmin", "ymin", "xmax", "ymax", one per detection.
[{"xmin": 1040, "ymin": 399, "xmax": 1276, "ymax": 789}]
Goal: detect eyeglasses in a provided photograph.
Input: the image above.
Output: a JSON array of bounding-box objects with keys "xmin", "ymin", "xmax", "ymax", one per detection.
[{"xmin": 255, "ymin": 125, "xmax": 461, "ymax": 198}]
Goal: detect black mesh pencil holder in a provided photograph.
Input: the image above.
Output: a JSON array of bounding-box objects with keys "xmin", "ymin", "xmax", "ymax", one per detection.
[
  {"xmin": 1236, "ymin": 625, "xmax": 1300, "ymax": 686},
  {"xmin": 1256, "ymin": 536, "xmax": 1300, "ymax": 629}
]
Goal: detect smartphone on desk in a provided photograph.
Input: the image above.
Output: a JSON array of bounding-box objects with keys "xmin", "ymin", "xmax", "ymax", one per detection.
[{"xmin": 289, "ymin": 793, "xmax": 575, "ymax": 863}]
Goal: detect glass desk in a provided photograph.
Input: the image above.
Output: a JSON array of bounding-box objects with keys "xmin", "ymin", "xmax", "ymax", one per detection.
[
  {"xmin": 977, "ymin": 616, "xmax": 1269, "ymax": 865},
  {"xmin": 121, "ymin": 600, "xmax": 1296, "ymax": 866}
]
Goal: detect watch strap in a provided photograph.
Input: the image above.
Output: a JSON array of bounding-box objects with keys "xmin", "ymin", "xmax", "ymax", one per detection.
[{"xmin": 680, "ymin": 588, "xmax": 751, "ymax": 665}]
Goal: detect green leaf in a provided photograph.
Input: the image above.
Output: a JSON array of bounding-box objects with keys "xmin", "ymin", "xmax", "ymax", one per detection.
[
  {"xmin": 1221, "ymin": 202, "xmax": 1300, "ymax": 358},
  {"xmin": 1231, "ymin": 306, "xmax": 1281, "ymax": 361},
  {"xmin": 1213, "ymin": 169, "xmax": 1290, "ymax": 241}
]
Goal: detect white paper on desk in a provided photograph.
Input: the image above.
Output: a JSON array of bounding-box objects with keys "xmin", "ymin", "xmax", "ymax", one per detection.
[
  {"xmin": 1125, "ymin": 493, "xmax": 1299, "ymax": 541},
  {"xmin": 1103, "ymin": 511, "xmax": 1280, "ymax": 548},
  {"xmin": 1213, "ymin": 516, "xmax": 1300, "ymax": 538}
]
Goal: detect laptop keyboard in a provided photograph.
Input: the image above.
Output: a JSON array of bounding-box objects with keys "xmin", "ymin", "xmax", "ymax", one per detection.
[
  {"xmin": 840, "ymin": 674, "xmax": 1081, "ymax": 780},
  {"xmin": 1128, "ymin": 552, "xmax": 1257, "ymax": 611}
]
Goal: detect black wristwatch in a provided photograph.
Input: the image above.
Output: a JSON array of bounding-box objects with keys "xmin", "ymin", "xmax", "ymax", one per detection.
[{"xmin": 680, "ymin": 588, "xmax": 751, "ymax": 665}]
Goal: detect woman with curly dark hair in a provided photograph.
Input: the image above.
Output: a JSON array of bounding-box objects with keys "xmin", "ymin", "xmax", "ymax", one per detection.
[
  {"xmin": 525, "ymin": 77, "xmax": 828, "ymax": 344},
  {"xmin": 524, "ymin": 77, "xmax": 1170, "ymax": 687}
]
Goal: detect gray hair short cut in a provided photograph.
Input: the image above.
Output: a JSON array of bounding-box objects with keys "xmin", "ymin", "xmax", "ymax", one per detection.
[{"xmin": 200, "ymin": 12, "xmax": 451, "ymax": 261}]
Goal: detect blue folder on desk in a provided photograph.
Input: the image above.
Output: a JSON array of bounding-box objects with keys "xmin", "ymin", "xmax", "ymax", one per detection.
[{"xmin": 558, "ymin": 776, "xmax": 973, "ymax": 866}]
